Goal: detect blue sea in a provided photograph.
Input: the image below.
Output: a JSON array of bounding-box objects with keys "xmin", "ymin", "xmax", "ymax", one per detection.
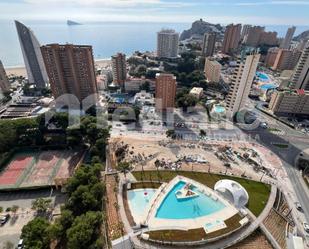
[{"xmin": 0, "ymin": 20, "xmax": 309, "ymax": 67}]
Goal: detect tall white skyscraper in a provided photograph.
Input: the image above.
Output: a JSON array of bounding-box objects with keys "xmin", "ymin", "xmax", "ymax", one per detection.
[
  {"xmin": 291, "ymin": 42, "xmax": 309, "ymax": 90},
  {"xmin": 280, "ymin": 26, "xmax": 296, "ymax": 49},
  {"xmin": 15, "ymin": 20, "xmax": 48, "ymax": 89},
  {"xmin": 226, "ymin": 52, "xmax": 260, "ymax": 118},
  {"xmin": 157, "ymin": 29, "xmax": 179, "ymax": 58}
]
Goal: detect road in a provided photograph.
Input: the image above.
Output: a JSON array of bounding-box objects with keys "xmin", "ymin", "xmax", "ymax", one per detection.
[{"xmin": 246, "ymin": 103, "xmax": 309, "ymax": 240}]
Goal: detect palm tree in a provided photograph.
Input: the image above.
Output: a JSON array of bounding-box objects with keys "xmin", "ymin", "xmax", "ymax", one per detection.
[
  {"xmin": 11, "ymin": 205, "xmax": 19, "ymax": 217},
  {"xmin": 117, "ymin": 161, "xmax": 131, "ymax": 178},
  {"xmin": 166, "ymin": 129, "xmax": 176, "ymax": 139},
  {"xmin": 199, "ymin": 129, "xmax": 206, "ymax": 137}
]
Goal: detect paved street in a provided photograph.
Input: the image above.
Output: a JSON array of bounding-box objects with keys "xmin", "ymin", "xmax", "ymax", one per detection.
[{"xmin": 0, "ymin": 188, "xmax": 67, "ymax": 247}]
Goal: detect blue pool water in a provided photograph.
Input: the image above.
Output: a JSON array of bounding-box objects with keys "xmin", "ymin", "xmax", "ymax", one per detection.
[
  {"xmin": 256, "ymin": 72, "xmax": 270, "ymax": 82},
  {"xmin": 260, "ymin": 84, "xmax": 277, "ymax": 90},
  {"xmin": 127, "ymin": 188, "xmax": 157, "ymax": 218},
  {"xmin": 214, "ymin": 105, "xmax": 225, "ymax": 113},
  {"xmin": 155, "ymin": 181, "xmax": 225, "ymax": 219}
]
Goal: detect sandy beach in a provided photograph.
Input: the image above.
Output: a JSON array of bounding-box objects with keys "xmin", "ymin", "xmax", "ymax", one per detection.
[{"xmin": 5, "ymin": 59, "xmax": 111, "ymax": 77}]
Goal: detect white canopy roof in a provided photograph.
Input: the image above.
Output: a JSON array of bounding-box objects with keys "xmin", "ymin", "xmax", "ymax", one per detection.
[{"xmin": 214, "ymin": 179, "xmax": 249, "ymax": 208}]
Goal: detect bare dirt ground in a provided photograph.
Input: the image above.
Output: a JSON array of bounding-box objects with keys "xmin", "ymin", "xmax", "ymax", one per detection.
[{"xmin": 109, "ymin": 136, "xmax": 283, "ymax": 183}]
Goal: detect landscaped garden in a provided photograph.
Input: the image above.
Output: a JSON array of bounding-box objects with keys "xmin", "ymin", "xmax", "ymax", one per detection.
[{"xmin": 132, "ymin": 170, "xmax": 271, "ymax": 217}]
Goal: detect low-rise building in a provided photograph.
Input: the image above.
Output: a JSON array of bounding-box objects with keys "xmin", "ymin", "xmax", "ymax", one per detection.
[
  {"xmin": 269, "ymin": 89, "xmax": 309, "ymax": 117},
  {"xmin": 189, "ymin": 87, "xmax": 203, "ymax": 99},
  {"xmin": 124, "ymin": 77, "xmax": 155, "ymax": 93},
  {"xmin": 204, "ymin": 58, "xmax": 222, "ymax": 83},
  {"xmin": 133, "ymin": 91, "xmax": 155, "ymax": 106}
]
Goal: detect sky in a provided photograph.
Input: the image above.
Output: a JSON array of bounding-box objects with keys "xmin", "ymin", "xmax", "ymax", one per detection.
[{"xmin": 0, "ymin": 0, "xmax": 309, "ymax": 25}]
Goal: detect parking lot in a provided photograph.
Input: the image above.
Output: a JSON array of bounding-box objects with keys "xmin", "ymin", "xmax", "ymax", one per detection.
[{"xmin": 0, "ymin": 188, "xmax": 66, "ymax": 247}]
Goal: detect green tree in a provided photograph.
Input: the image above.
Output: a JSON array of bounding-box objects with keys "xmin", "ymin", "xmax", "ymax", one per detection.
[
  {"xmin": 199, "ymin": 129, "xmax": 207, "ymax": 137},
  {"xmin": 66, "ymin": 211, "xmax": 102, "ymax": 249},
  {"xmin": 117, "ymin": 161, "xmax": 132, "ymax": 178},
  {"xmin": 176, "ymin": 94, "xmax": 198, "ymax": 112},
  {"xmin": 11, "ymin": 205, "xmax": 19, "ymax": 217},
  {"xmin": 21, "ymin": 217, "xmax": 51, "ymax": 249},
  {"xmin": 140, "ymin": 80, "xmax": 151, "ymax": 91},
  {"xmin": 166, "ymin": 129, "xmax": 176, "ymax": 139},
  {"xmin": 31, "ymin": 198, "xmax": 52, "ymax": 215},
  {"xmin": 48, "ymin": 209, "xmax": 74, "ymax": 241}
]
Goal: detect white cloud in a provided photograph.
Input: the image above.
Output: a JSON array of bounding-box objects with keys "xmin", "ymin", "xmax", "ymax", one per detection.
[
  {"xmin": 235, "ymin": 0, "xmax": 309, "ymax": 6},
  {"xmin": 24, "ymin": 0, "xmax": 195, "ymax": 8}
]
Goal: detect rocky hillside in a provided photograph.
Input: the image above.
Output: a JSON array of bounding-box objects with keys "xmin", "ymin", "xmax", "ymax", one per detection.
[
  {"xmin": 180, "ymin": 19, "xmax": 223, "ymax": 41},
  {"xmin": 294, "ymin": 30, "xmax": 309, "ymax": 41}
]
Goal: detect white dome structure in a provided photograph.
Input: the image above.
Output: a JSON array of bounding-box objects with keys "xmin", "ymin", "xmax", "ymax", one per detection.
[{"xmin": 214, "ymin": 180, "xmax": 249, "ymax": 208}]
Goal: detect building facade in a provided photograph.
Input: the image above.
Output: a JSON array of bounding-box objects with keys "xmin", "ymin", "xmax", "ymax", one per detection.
[
  {"xmin": 265, "ymin": 47, "xmax": 279, "ymax": 67},
  {"xmin": 272, "ymin": 49, "xmax": 302, "ymax": 71},
  {"xmin": 155, "ymin": 73, "xmax": 176, "ymax": 111},
  {"xmin": 189, "ymin": 87, "xmax": 203, "ymax": 99},
  {"xmin": 15, "ymin": 20, "xmax": 48, "ymax": 89},
  {"xmin": 222, "ymin": 24, "xmax": 242, "ymax": 55},
  {"xmin": 280, "ymin": 26, "xmax": 296, "ymax": 49},
  {"xmin": 202, "ymin": 33, "xmax": 216, "ymax": 57},
  {"xmin": 226, "ymin": 52, "xmax": 260, "ymax": 118},
  {"xmin": 41, "ymin": 44, "xmax": 97, "ymax": 103},
  {"xmin": 204, "ymin": 58, "xmax": 222, "ymax": 83},
  {"xmin": 111, "ymin": 53, "xmax": 127, "ymax": 88},
  {"xmin": 259, "ymin": 31, "xmax": 278, "ymax": 46},
  {"xmin": 269, "ymin": 89, "xmax": 309, "ymax": 117},
  {"xmin": 243, "ymin": 26, "xmax": 264, "ymax": 47},
  {"xmin": 290, "ymin": 42, "xmax": 309, "ymax": 90},
  {"xmin": 157, "ymin": 29, "xmax": 179, "ymax": 58},
  {"xmin": 0, "ymin": 60, "xmax": 10, "ymax": 93},
  {"xmin": 241, "ymin": 24, "xmax": 252, "ymax": 41}
]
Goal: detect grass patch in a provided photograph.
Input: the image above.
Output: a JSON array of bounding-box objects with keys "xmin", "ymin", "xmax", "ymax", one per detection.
[
  {"xmin": 132, "ymin": 171, "xmax": 270, "ymax": 217},
  {"xmin": 272, "ymin": 143, "xmax": 289, "ymax": 149},
  {"xmin": 147, "ymin": 214, "xmax": 242, "ymax": 242}
]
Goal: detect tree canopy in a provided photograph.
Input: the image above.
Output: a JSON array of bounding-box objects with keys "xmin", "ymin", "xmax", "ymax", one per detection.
[{"xmin": 21, "ymin": 217, "xmax": 51, "ymax": 249}]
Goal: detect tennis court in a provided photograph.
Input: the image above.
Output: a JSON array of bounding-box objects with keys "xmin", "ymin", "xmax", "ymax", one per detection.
[{"xmin": 0, "ymin": 150, "xmax": 83, "ymax": 190}]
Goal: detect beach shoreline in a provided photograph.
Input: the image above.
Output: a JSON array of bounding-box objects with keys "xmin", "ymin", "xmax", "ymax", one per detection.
[{"xmin": 5, "ymin": 58, "xmax": 111, "ymax": 77}]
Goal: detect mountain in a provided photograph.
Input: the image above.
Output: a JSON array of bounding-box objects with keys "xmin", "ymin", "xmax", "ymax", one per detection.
[
  {"xmin": 67, "ymin": 20, "xmax": 82, "ymax": 26},
  {"xmin": 180, "ymin": 19, "xmax": 223, "ymax": 41},
  {"xmin": 294, "ymin": 30, "xmax": 309, "ymax": 41}
]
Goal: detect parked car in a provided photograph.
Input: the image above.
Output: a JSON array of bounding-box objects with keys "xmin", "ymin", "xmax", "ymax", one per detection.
[
  {"xmin": 260, "ymin": 122, "xmax": 268, "ymax": 129},
  {"xmin": 0, "ymin": 214, "xmax": 10, "ymax": 226},
  {"xmin": 303, "ymin": 222, "xmax": 309, "ymax": 233},
  {"xmin": 17, "ymin": 239, "xmax": 24, "ymax": 249},
  {"xmin": 295, "ymin": 202, "xmax": 302, "ymax": 211}
]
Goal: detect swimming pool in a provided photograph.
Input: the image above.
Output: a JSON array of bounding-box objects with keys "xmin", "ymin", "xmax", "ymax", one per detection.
[
  {"xmin": 256, "ymin": 72, "xmax": 270, "ymax": 82},
  {"xmin": 127, "ymin": 188, "xmax": 157, "ymax": 221},
  {"xmin": 155, "ymin": 181, "xmax": 225, "ymax": 219},
  {"xmin": 213, "ymin": 105, "xmax": 225, "ymax": 113}
]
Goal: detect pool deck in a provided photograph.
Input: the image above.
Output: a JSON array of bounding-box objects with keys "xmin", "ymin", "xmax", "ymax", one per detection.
[{"xmin": 145, "ymin": 176, "xmax": 239, "ymax": 231}]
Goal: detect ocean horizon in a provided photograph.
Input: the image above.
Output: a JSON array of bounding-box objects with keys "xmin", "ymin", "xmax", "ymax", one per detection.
[{"xmin": 1, "ymin": 20, "xmax": 309, "ymax": 68}]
